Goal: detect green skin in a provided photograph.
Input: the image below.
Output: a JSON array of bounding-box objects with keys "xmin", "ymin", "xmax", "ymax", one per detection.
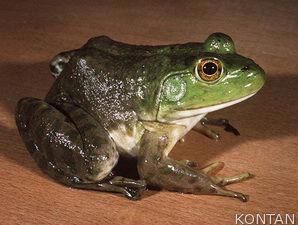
[{"xmin": 15, "ymin": 33, "xmax": 265, "ymax": 201}]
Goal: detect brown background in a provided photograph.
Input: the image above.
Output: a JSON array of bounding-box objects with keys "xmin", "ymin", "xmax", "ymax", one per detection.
[{"xmin": 0, "ymin": 1, "xmax": 297, "ymax": 224}]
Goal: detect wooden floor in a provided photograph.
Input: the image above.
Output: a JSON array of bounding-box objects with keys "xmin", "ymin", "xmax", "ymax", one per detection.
[{"xmin": 0, "ymin": 1, "xmax": 297, "ymax": 224}]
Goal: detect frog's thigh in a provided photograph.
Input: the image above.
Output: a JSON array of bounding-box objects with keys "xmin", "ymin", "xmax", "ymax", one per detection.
[{"xmin": 15, "ymin": 97, "xmax": 118, "ymax": 185}]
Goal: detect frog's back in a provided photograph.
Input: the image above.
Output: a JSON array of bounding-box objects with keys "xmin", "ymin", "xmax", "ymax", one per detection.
[
  {"xmin": 47, "ymin": 36, "xmax": 203, "ymax": 129},
  {"xmin": 84, "ymin": 36, "xmax": 202, "ymax": 56}
]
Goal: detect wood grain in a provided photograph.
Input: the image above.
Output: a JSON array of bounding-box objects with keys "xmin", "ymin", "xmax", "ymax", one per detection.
[{"xmin": 0, "ymin": 1, "xmax": 297, "ymax": 224}]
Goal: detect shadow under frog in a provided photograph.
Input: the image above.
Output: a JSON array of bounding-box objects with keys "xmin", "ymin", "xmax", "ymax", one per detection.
[{"xmin": 12, "ymin": 33, "xmax": 268, "ymax": 201}]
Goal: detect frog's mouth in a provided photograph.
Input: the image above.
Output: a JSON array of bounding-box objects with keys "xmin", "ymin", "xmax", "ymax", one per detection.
[{"xmin": 158, "ymin": 92, "xmax": 256, "ymax": 122}]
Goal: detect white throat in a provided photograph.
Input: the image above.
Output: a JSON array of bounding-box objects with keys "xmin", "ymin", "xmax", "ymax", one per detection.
[
  {"xmin": 164, "ymin": 93, "xmax": 256, "ymax": 139},
  {"xmin": 166, "ymin": 93, "xmax": 256, "ymax": 122}
]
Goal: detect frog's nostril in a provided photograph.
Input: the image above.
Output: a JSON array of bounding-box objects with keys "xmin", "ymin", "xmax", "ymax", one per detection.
[{"xmin": 241, "ymin": 66, "xmax": 250, "ymax": 72}]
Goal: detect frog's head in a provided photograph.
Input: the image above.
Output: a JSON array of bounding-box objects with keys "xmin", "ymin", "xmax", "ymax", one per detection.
[{"xmin": 157, "ymin": 33, "xmax": 265, "ymax": 122}]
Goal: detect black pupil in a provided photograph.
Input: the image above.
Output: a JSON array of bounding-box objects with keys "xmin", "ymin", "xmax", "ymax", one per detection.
[{"xmin": 203, "ymin": 62, "xmax": 218, "ymax": 75}]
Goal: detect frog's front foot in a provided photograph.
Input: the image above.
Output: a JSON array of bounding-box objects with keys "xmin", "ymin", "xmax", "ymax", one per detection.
[
  {"xmin": 200, "ymin": 161, "xmax": 254, "ymax": 186},
  {"xmin": 193, "ymin": 117, "xmax": 240, "ymax": 140},
  {"xmin": 138, "ymin": 131, "xmax": 252, "ymax": 202}
]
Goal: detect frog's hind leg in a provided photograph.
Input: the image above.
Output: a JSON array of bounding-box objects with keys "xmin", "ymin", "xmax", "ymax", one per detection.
[
  {"xmin": 15, "ymin": 97, "xmax": 146, "ymax": 200},
  {"xmin": 68, "ymin": 176, "xmax": 146, "ymax": 200}
]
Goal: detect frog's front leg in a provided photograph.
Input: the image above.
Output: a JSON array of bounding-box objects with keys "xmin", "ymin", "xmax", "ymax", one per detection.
[
  {"xmin": 200, "ymin": 162, "xmax": 253, "ymax": 186},
  {"xmin": 15, "ymin": 98, "xmax": 146, "ymax": 200},
  {"xmin": 193, "ymin": 117, "xmax": 240, "ymax": 140},
  {"xmin": 137, "ymin": 131, "xmax": 248, "ymax": 202}
]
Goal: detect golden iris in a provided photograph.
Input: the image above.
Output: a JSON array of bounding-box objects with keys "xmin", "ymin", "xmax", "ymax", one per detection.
[{"xmin": 196, "ymin": 58, "xmax": 223, "ymax": 82}]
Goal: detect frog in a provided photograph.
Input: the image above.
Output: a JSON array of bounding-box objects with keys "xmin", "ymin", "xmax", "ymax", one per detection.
[{"xmin": 15, "ymin": 33, "xmax": 265, "ymax": 202}]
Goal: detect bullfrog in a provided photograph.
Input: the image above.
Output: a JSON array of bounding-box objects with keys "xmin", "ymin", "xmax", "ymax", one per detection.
[{"xmin": 15, "ymin": 33, "xmax": 265, "ymax": 202}]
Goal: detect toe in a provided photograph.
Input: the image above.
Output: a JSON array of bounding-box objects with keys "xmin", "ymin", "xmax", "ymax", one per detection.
[{"xmin": 124, "ymin": 187, "xmax": 142, "ymax": 200}]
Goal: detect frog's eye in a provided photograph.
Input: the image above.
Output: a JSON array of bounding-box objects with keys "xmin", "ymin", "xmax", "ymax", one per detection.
[{"xmin": 195, "ymin": 58, "xmax": 223, "ymax": 82}]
